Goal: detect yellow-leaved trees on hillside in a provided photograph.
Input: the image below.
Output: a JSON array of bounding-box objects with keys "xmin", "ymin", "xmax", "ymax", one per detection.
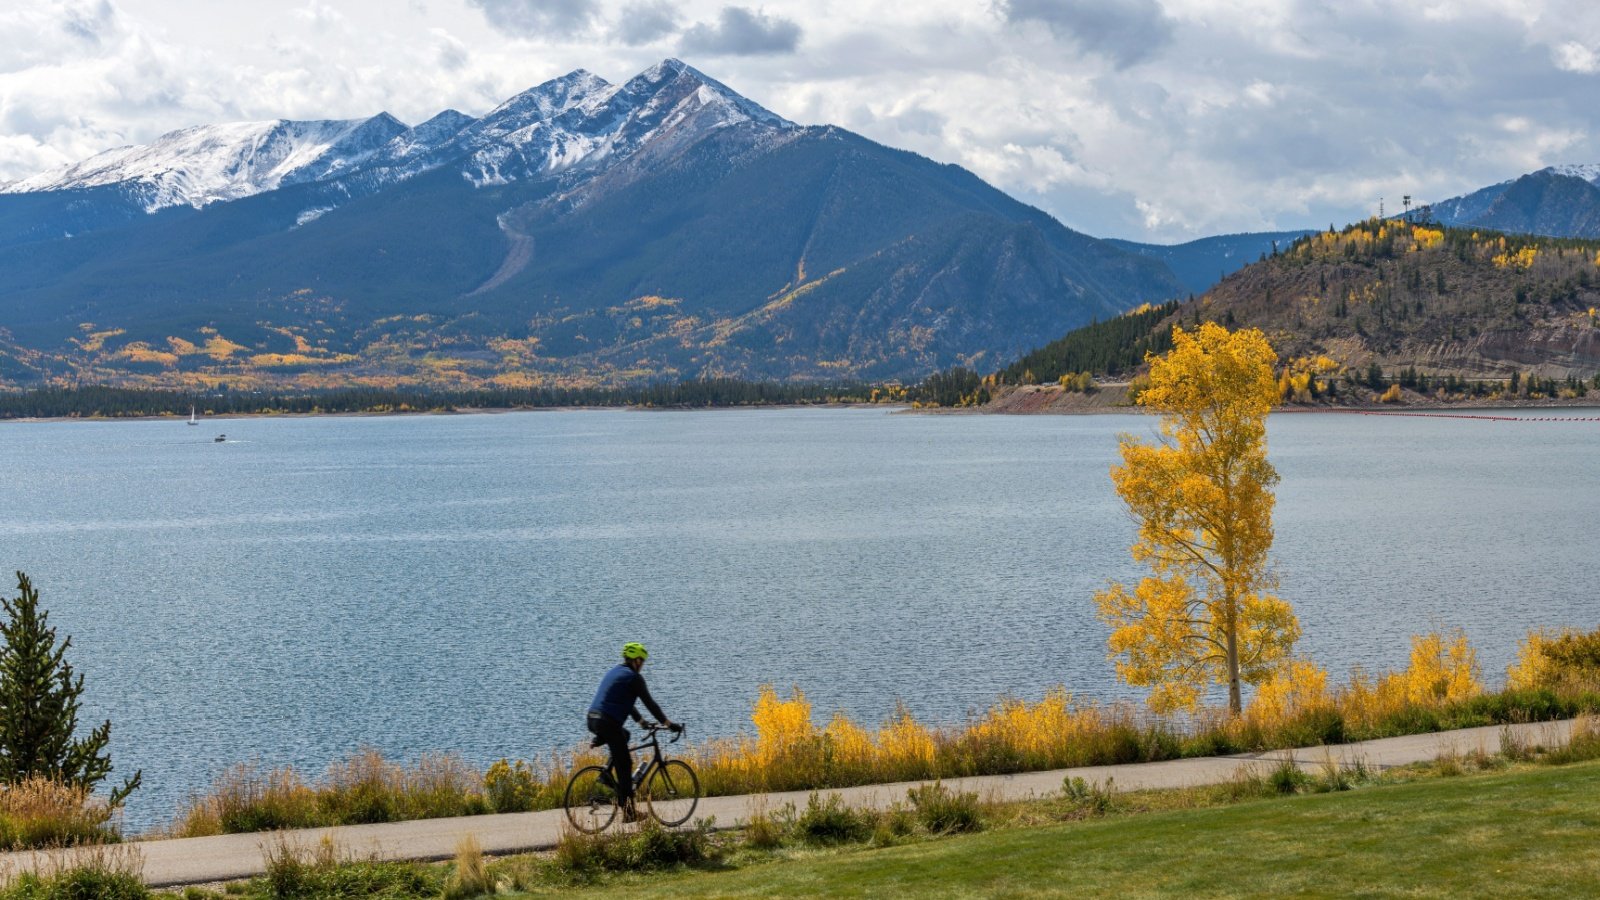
[{"xmin": 1096, "ymin": 323, "xmax": 1299, "ymax": 715}]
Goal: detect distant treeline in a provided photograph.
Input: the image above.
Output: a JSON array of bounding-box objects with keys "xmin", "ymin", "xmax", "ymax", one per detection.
[
  {"xmin": 998, "ymin": 301, "xmax": 1181, "ymax": 384},
  {"xmin": 0, "ymin": 379, "xmax": 889, "ymax": 419}
]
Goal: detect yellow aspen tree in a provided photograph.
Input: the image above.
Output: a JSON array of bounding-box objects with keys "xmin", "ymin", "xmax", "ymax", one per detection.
[{"xmin": 1095, "ymin": 323, "xmax": 1299, "ymax": 715}]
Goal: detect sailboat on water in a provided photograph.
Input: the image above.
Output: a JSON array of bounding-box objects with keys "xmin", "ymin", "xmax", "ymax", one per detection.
[{"xmin": 188, "ymin": 405, "xmax": 199, "ymax": 425}]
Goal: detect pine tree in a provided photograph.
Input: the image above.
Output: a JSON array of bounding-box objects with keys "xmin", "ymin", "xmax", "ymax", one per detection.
[{"xmin": 0, "ymin": 572, "xmax": 140, "ymax": 805}]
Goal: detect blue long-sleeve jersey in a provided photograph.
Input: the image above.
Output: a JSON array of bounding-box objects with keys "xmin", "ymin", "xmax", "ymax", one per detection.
[{"xmin": 588, "ymin": 663, "xmax": 667, "ymax": 724}]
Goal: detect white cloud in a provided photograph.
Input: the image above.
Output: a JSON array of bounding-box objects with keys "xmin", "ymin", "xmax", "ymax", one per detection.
[
  {"xmin": 1552, "ymin": 41, "xmax": 1600, "ymax": 74},
  {"xmin": 290, "ymin": 1, "xmax": 345, "ymax": 28},
  {"xmin": 431, "ymin": 27, "xmax": 470, "ymax": 70}
]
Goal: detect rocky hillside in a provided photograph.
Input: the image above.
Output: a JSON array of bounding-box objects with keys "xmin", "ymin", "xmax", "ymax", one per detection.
[
  {"xmin": 1187, "ymin": 221, "xmax": 1600, "ymax": 381},
  {"xmin": 994, "ymin": 220, "xmax": 1600, "ymax": 403}
]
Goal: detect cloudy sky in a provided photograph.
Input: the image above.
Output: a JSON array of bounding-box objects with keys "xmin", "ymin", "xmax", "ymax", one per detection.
[{"xmin": 3, "ymin": 0, "xmax": 1600, "ymax": 241}]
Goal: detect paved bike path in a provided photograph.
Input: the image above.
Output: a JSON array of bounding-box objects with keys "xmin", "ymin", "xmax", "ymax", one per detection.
[{"xmin": 5, "ymin": 718, "xmax": 1577, "ymax": 888}]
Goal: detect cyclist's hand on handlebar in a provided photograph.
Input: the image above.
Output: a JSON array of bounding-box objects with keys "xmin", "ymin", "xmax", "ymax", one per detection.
[{"xmin": 669, "ymin": 722, "xmax": 684, "ymax": 733}]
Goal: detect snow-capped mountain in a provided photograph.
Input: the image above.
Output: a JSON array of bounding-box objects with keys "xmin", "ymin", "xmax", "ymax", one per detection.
[
  {"xmin": 2, "ymin": 114, "xmax": 409, "ymax": 212},
  {"xmin": 1430, "ymin": 163, "xmax": 1600, "ymax": 238},
  {"xmin": 0, "ymin": 59, "xmax": 1183, "ymax": 388},
  {"xmin": 1, "ymin": 59, "xmax": 792, "ymax": 223}
]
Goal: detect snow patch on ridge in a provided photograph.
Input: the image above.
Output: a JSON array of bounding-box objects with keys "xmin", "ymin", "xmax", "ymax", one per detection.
[
  {"xmin": 2, "ymin": 116, "xmax": 409, "ymax": 212},
  {"xmin": 1543, "ymin": 163, "xmax": 1600, "ymax": 186},
  {"xmin": 294, "ymin": 206, "xmax": 334, "ymax": 227}
]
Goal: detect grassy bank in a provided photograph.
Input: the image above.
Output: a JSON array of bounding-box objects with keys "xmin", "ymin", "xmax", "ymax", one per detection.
[
  {"xmin": 612, "ymin": 757, "xmax": 1600, "ymax": 898},
  {"xmin": 23, "ymin": 717, "xmax": 1587, "ymax": 898}
]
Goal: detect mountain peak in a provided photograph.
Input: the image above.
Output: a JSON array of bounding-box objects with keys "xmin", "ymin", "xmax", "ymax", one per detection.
[
  {"xmin": 487, "ymin": 69, "xmax": 612, "ymax": 123},
  {"xmin": 641, "ymin": 57, "xmax": 692, "ymax": 80},
  {"xmin": 1539, "ymin": 163, "xmax": 1600, "ymax": 187},
  {"xmin": 619, "ymin": 57, "xmax": 793, "ymax": 129}
]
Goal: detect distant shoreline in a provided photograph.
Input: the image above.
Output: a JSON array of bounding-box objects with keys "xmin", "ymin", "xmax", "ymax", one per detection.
[
  {"xmin": 0, "ymin": 401, "xmax": 894, "ymax": 425},
  {"xmin": 918, "ymin": 382, "xmax": 1600, "ymax": 416},
  {"xmin": 4, "ymin": 393, "xmax": 1599, "ymax": 424}
]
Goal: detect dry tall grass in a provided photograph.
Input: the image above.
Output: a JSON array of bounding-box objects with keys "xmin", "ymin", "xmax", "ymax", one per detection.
[
  {"xmin": 444, "ymin": 834, "xmax": 492, "ymax": 899},
  {"xmin": 0, "ymin": 842, "xmax": 144, "ymax": 897},
  {"xmin": 177, "ymin": 750, "xmax": 486, "ymax": 837},
  {"xmin": 0, "ymin": 777, "xmax": 118, "ymax": 849}
]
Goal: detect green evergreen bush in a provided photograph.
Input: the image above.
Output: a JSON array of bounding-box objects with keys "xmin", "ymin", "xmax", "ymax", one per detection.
[{"xmin": 0, "ymin": 572, "xmax": 139, "ymax": 805}]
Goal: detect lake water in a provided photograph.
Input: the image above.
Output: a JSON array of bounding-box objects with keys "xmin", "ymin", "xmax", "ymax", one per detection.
[{"xmin": 0, "ymin": 407, "xmax": 1595, "ymax": 828}]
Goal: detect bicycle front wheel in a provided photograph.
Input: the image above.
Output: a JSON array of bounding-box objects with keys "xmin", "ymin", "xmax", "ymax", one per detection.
[
  {"xmin": 643, "ymin": 759, "xmax": 700, "ymax": 826},
  {"xmin": 563, "ymin": 765, "xmax": 619, "ymax": 834}
]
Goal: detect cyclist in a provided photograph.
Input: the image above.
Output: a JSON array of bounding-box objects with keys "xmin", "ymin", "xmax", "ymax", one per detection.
[{"xmin": 587, "ymin": 642, "xmax": 680, "ymax": 820}]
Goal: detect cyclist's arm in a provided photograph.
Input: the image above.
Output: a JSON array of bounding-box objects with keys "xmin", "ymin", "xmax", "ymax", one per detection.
[{"xmin": 636, "ymin": 675, "xmax": 670, "ymax": 725}]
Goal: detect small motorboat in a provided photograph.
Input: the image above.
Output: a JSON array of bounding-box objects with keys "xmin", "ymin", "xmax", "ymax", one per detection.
[{"xmin": 214, "ymin": 434, "xmax": 227, "ymax": 443}]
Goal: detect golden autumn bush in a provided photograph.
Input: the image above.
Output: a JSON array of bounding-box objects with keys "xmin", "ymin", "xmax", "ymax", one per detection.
[
  {"xmin": 1247, "ymin": 658, "xmax": 1332, "ymax": 726},
  {"xmin": 687, "ymin": 686, "xmax": 1178, "ymax": 797},
  {"xmin": 1508, "ymin": 627, "xmax": 1600, "ymax": 694}
]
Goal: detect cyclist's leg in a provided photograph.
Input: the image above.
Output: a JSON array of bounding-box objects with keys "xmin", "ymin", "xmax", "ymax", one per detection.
[
  {"xmin": 586, "ymin": 714, "xmax": 622, "ymax": 791},
  {"xmin": 588, "ymin": 714, "xmax": 633, "ymax": 799},
  {"xmin": 608, "ymin": 728, "xmax": 633, "ymax": 801}
]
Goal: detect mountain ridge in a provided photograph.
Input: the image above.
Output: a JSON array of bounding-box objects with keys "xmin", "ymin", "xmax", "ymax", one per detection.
[
  {"xmin": 1429, "ymin": 165, "xmax": 1600, "ymax": 239},
  {"xmin": 0, "ymin": 59, "xmax": 1184, "ymax": 389},
  {"xmin": 1000, "ymin": 220, "xmax": 1600, "ymax": 395}
]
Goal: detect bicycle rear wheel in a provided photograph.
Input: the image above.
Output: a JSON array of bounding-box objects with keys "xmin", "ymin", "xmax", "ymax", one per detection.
[
  {"xmin": 563, "ymin": 765, "xmax": 619, "ymax": 834},
  {"xmin": 642, "ymin": 759, "xmax": 700, "ymax": 826}
]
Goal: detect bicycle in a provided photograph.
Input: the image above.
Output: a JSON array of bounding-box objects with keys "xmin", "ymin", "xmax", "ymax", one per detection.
[{"xmin": 563, "ymin": 723, "xmax": 700, "ymax": 833}]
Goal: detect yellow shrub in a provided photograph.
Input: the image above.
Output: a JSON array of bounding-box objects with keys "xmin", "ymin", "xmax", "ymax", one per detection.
[
  {"xmin": 1508, "ymin": 630, "xmax": 1563, "ymax": 691},
  {"xmin": 1250, "ymin": 658, "xmax": 1331, "ymax": 725},
  {"xmin": 876, "ymin": 703, "xmax": 936, "ymax": 774},
  {"xmin": 970, "ymin": 690, "xmax": 1078, "ymax": 763},
  {"xmin": 1400, "ymin": 630, "xmax": 1481, "ymax": 705},
  {"xmin": 750, "ymin": 685, "xmax": 816, "ymax": 766},
  {"xmin": 1492, "ymin": 246, "xmax": 1538, "ymax": 269},
  {"xmin": 1507, "ymin": 627, "xmax": 1600, "ymax": 693},
  {"xmin": 822, "ymin": 712, "xmax": 875, "ymax": 770},
  {"xmin": 1410, "ymin": 226, "xmax": 1444, "ymax": 250}
]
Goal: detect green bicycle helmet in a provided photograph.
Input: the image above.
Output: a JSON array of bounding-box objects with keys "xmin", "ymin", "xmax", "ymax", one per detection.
[{"xmin": 622, "ymin": 642, "xmax": 649, "ymax": 661}]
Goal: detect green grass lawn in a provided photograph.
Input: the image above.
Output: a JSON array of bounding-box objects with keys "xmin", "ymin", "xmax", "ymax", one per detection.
[{"xmin": 575, "ymin": 761, "xmax": 1600, "ymax": 899}]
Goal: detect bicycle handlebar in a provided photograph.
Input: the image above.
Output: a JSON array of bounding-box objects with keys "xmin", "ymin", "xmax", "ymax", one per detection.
[{"xmin": 643, "ymin": 722, "xmax": 686, "ymax": 743}]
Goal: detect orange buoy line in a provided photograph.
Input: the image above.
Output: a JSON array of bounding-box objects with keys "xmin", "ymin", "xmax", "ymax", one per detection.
[{"xmin": 1278, "ymin": 408, "xmax": 1600, "ymax": 422}]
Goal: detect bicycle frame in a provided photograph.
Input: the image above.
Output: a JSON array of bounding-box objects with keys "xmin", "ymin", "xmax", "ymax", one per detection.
[{"xmin": 622, "ymin": 724, "xmax": 684, "ymax": 788}]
